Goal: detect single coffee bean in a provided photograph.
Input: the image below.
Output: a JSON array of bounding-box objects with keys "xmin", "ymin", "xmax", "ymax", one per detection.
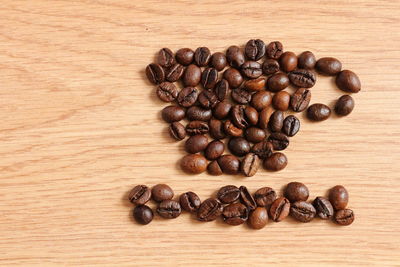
[
  {"xmin": 194, "ymin": 47, "xmax": 211, "ymax": 67},
  {"xmin": 241, "ymin": 61, "xmax": 262, "ymax": 79},
  {"xmin": 251, "ymin": 141, "xmax": 273, "ymax": 159},
  {"xmin": 251, "ymin": 91, "xmax": 272, "ymax": 111},
  {"xmin": 244, "ymin": 106, "xmax": 258, "ymax": 125},
  {"xmin": 213, "ymin": 101, "xmax": 232, "ymax": 119},
  {"xmin": 186, "ymin": 120, "xmax": 209, "ymax": 135},
  {"xmin": 157, "ymin": 200, "xmax": 181, "ymax": 219},
  {"xmin": 156, "ymin": 82, "xmax": 178, "ymax": 102},
  {"xmin": 245, "ymin": 39, "xmax": 266, "ymax": 61},
  {"xmin": 231, "ymin": 105, "xmax": 249, "ymax": 129},
  {"xmin": 186, "ymin": 106, "xmax": 212, "ymax": 121},
  {"xmin": 329, "ymin": 185, "xmax": 349, "ymax": 210},
  {"xmin": 266, "ymin": 41, "xmax": 283, "ymax": 59},
  {"xmin": 224, "ymin": 68, "xmax": 244, "ymax": 88},
  {"xmin": 298, "ymin": 51, "xmax": 316, "ymax": 69},
  {"xmin": 268, "ymin": 110, "xmax": 284, "ymax": 132},
  {"xmin": 133, "ymin": 205, "xmax": 153, "ymax": 225},
  {"xmin": 223, "ymin": 120, "xmax": 243, "ymax": 137},
  {"xmin": 313, "ymin": 197, "xmax": 334, "ymax": 219},
  {"xmin": 268, "ymin": 132, "xmax": 289, "ymax": 150},
  {"xmin": 267, "ymin": 72, "xmax": 289, "ymax": 92},
  {"xmin": 210, "ymin": 52, "xmax": 227, "ymax": 71},
  {"xmin": 315, "ymin": 57, "xmax": 342, "ymax": 75},
  {"xmin": 272, "ymin": 91, "xmax": 291, "ymax": 111},
  {"xmin": 197, "ymin": 198, "xmax": 223, "ymax": 222},
  {"xmin": 262, "ymin": 59, "xmax": 280, "ymax": 75},
  {"xmin": 182, "ymin": 64, "xmax": 201, "ymax": 87},
  {"xmin": 284, "ymin": 182, "xmax": 309, "ymax": 202},
  {"xmin": 290, "ymin": 201, "xmax": 316, "ymax": 222},
  {"xmin": 209, "ymin": 119, "xmax": 226, "ymax": 139},
  {"xmin": 269, "ymin": 197, "xmax": 290, "ymax": 222},
  {"xmin": 218, "ymin": 155, "xmax": 240, "ymax": 174},
  {"xmin": 336, "ymin": 70, "xmax": 361, "ymax": 93},
  {"xmin": 239, "ymin": 186, "xmax": 257, "ymax": 210},
  {"xmin": 161, "ymin": 105, "xmax": 185, "ymax": 123},
  {"xmin": 241, "ymin": 153, "xmax": 260, "ymax": 177},
  {"xmin": 291, "ymin": 88, "xmax": 311, "ymax": 112},
  {"xmin": 244, "ymin": 77, "xmax": 266, "ymax": 92},
  {"xmin": 335, "ymin": 95, "xmax": 355, "ymax": 116},
  {"xmin": 282, "ymin": 115, "xmax": 300, "ymax": 137},
  {"xmin": 254, "ymin": 187, "xmax": 277, "ymax": 207},
  {"xmin": 169, "ymin": 122, "xmax": 186, "ymax": 140},
  {"xmin": 279, "ymin": 51, "xmax": 298, "ymax": 72},
  {"xmin": 185, "ymin": 134, "xmax": 208, "ymax": 154},
  {"xmin": 245, "ymin": 127, "xmax": 266, "ymax": 143},
  {"xmin": 146, "ymin": 63, "xmax": 165, "ymax": 84},
  {"xmin": 258, "ymin": 107, "xmax": 274, "ymax": 129},
  {"xmin": 217, "ymin": 185, "xmax": 240, "ymax": 204},
  {"xmin": 165, "ymin": 63, "xmax": 184, "ymax": 82},
  {"xmin": 180, "ymin": 192, "xmax": 201, "ymax": 213},
  {"xmin": 201, "ymin": 67, "xmax": 218, "ymax": 90},
  {"xmin": 152, "ymin": 184, "xmax": 174, "ymax": 202},
  {"xmin": 264, "ymin": 152, "xmax": 288, "ymax": 171},
  {"xmin": 334, "ymin": 209, "xmax": 355, "ymax": 226},
  {"xmin": 288, "ymin": 69, "xmax": 316, "ymax": 88},
  {"xmin": 228, "ymin": 137, "xmax": 250, "ymax": 157},
  {"xmin": 177, "ymin": 87, "xmax": 198, "ymax": 107},
  {"xmin": 214, "ymin": 79, "xmax": 230, "ymax": 101},
  {"xmin": 181, "ymin": 154, "xmax": 207, "ymax": 174},
  {"xmin": 158, "ymin": 48, "xmax": 175, "ymax": 68},
  {"xmin": 207, "ymin": 160, "xmax": 223, "ymax": 175},
  {"xmin": 204, "ymin": 140, "xmax": 225, "ymax": 160},
  {"xmin": 222, "ymin": 203, "xmax": 249, "ymax": 225},
  {"xmin": 198, "ymin": 89, "xmax": 218, "ymax": 109},
  {"xmin": 128, "ymin": 185, "xmax": 151, "ymax": 205},
  {"xmin": 307, "ymin": 103, "xmax": 331, "ymax": 121},
  {"xmin": 248, "ymin": 207, "xmax": 268, "ymax": 229},
  {"xmin": 231, "ymin": 88, "xmax": 252, "ymax": 104},
  {"xmin": 226, "ymin": 45, "xmax": 245, "ymax": 68},
  {"xmin": 175, "ymin": 48, "xmax": 194, "ymax": 65}
]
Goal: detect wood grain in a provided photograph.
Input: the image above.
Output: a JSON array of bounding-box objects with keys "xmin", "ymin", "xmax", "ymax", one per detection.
[{"xmin": 0, "ymin": 0, "xmax": 399, "ymax": 266}]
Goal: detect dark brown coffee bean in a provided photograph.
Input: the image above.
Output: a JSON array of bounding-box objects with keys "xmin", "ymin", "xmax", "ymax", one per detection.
[
  {"xmin": 315, "ymin": 57, "xmax": 342, "ymax": 75},
  {"xmin": 157, "ymin": 200, "xmax": 181, "ymax": 219},
  {"xmin": 298, "ymin": 51, "xmax": 316, "ymax": 70},
  {"xmin": 251, "ymin": 91, "xmax": 272, "ymax": 111},
  {"xmin": 231, "ymin": 88, "xmax": 252, "ymax": 104},
  {"xmin": 268, "ymin": 110, "xmax": 284, "ymax": 132},
  {"xmin": 213, "ymin": 101, "xmax": 232, "ymax": 119},
  {"xmin": 336, "ymin": 70, "xmax": 361, "ymax": 93},
  {"xmin": 169, "ymin": 122, "xmax": 186, "ymax": 140},
  {"xmin": 244, "ymin": 106, "xmax": 258, "ymax": 125},
  {"xmin": 291, "ymin": 88, "xmax": 311, "ymax": 112},
  {"xmin": 177, "ymin": 87, "xmax": 198, "ymax": 107},
  {"xmin": 152, "ymin": 184, "xmax": 174, "ymax": 202},
  {"xmin": 214, "ymin": 79, "xmax": 230, "ymax": 101},
  {"xmin": 231, "ymin": 105, "xmax": 249, "ymax": 129},
  {"xmin": 223, "ymin": 120, "xmax": 243, "ymax": 137},
  {"xmin": 268, "ymin": 132, "xmax": 289, "ymax": 150},
  {"xmin": 158, "ymin": 48, "xmax": 175, "ymax": 68},
  {"xmin": 290, "ymin": 201, "xmax": 316, "ymax": 222},
  {"xmin": 186, "ymin": 121, "xmax": 209, "ymax": 135},
  {"xmin": 156, "ymin": 82, "xmax": 178, "ymax": 102},
  {"xmin": 313, "ymin": 197, "xmax": 334, "ymax": 219},
  {"xmin": 210, "ymin": 52, "xmax": 227, "ymax": 71},
  {"xmin": 180, "ymin": 192, "xmax": 201, "ymax": 213},
  {"xmin": 279, "ymin": 51, "xmax": 298, "ymax": 72},
  {"xmin": 133, "ymin": 205, "xmax": 153, "ymax": 225},
  {"xmin": 228, "ymin": 137, "xmax": 250, "ymax": 157},
  {"xmin": 282, "ymin": 115, "xmax": 300, "ymax": 137},
  {"xmin": 267, "ymin": 72, "xmax": 289, "ymax": 92},
  {"xmin": 185, "ymin": 134, "xmax": 208, "ymax": 154},
  {"xmin": 201, "ymin": 67, "xmax": 218, "ymax": 90},
  {"xmin": 182, "ymin": 64, "xmax": 201, "ymax": 87},
  {"xmin": 258, "ymin": 107, "xmax": 274, "ymax": 129},
  {"xmin": 264, "ymin": 152, "xmax": 288, "ymax": 171},
  {"xmin": 175, "ymin": 48, "xmax": 194, "ymax": 65},
  {"xmin": 248, "ymin": 207, "xmax": 268, "ymax": 229},
  {"xmin": 241, "ymin": 61, "xmax": 262, "ymax": 79},
  {"xmin": 181, "ymin": 154, "xmax": 207, "ymax": 174},
  {"xmin": 222, "ymin": 203, "xmax": 249, "ymax": 225},
  {"xmin": 307, "ymin": 103, "xmax": 331, "ymax": 121},
  {"xmin": 207, "ymin": 160, "xmax": 223, "ymax": 175},
  {"xmin": 226, "ymin": 45, "xmax": 245, "ymax": 68},
  {"xmin": 240, "ymin": 186, "xmax": 256, "ymax": 210},
  {"xmin": 266, "ymin": 41, "xmax": 283, "ymax": 59},
  {"xmin": 186, "ymin": 106, "xmax": 212, "ymax": 121},
  {"xmin": 209, "ymin": 119, "xmax": 226, "ymax": 139},
  {"xmin": 197, "ymin": 198, "xmax": 223, "ymax": 222},
  {"xmin": 241, "ymin": 153, "xmax": 260, "ymax": 177},
  {"xmin": 223, "ymin": 68, "xmax": 243, "ymax": 88},
  {"xmin": 272, "ymin": 91, "xmax": 291, "ymax": 111},
  {"xmin": 161, "ymin": 105, "xmax": 185, "ymax": 123},
  {"xmin": 335, "ymin": 95, "xmax": 355, "ymax": 116},
  {"xmin": 245, "ymin": 127, "xmax": 266, "ymax": 143},
  {"xmin": 254, "ymin": 187, "xmax": 276, "ymax": 207},
  {"xmin": 262, "ymin": 59, "xmax": 280, "ymax": 75},
  {"xmin": 218, "ymin": 155, "xmax": 240, "ymax": 174},
  {"xmin": 244, "ymin": 77, "xmax": 266, "ymax": 92},
  {"xmin": 269, "ymin": 197, "xmax": 290, "ymax": 222},
  {"xmin": 334, "ymin": 209, "xmax": 354, "ymax": 226},
  {"xmin": 288, "ymin": 69, "xmax": 316, "ymax": 88},
  {"xmin": 245, "ymin": 39, "xmax": 266, "ymax": 61},
  {"xmin": 194, "ymin": 47, "xmax": 211, "ymax": 67},
  {"xmin": 284, "ymin": 182, "xmax": 309, "ymax": 203},
  {"xmin": 198, "ymin": 90, "xmax": 218, "ymax": 109},
  {"xmin": 217, "ymin": 185, "xmax": 240, "ymax": 204},
  {"xmin": 329, "ymin": 185, "xmax": 349, "ymax": 210},
  {"xmin": 204, "ymin": 140, "xmax": 224, "ymax": 160},
  {"xmin": 128, "ymin": 185, "xmax": 151, "ymax": 205},
  {"xmin": 165, "ymin": 63, "xmax": 184, "ymax": 82},
  {"xmin": 251, "ymin": 141, "xmax": 273, "ymax": 159},
  {"xmin": 146, "ymin": 63, "xmax": 165, "ymax": 84}
]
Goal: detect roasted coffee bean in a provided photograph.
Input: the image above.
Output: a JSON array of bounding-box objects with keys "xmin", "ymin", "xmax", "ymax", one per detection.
[
  {"xmin": 185, "ymin": 134, "xmax": 208, "ymax": 154},
  {"xmin": 175, "ymin": 48, "xmax": 194, "ymax": 65},
  {"xmin": 224, "ymin": 68, "xmax": 244, "ymax": 88},
  {"xmin": 161, "ymin": 105, "xmax": 185, "ymax": 123},
  {"xmin": 298, "ymin": 51, "xmax": 316, "ymax": 70},
  {"xmin": 248, "ymin": 207, "xmax": 268, "ymax": 229},
  {"xmin": 267, "ymin": 72, "xmax": 290, "ymax": 92},
  {"xmin": 194, "ymin": 47, "xmax": 211, "ymax": 67},
  {"xmin": 157, "ymin": 200, "xmax": 181, "ymax": 219},
  {"xmin": 268, "ymin": 132, "xmax": 289, "ymax": 150},
  {"xmin": 182, "ymin": 64, "xmax": 201, "ymax": 87},
  {"xmin": 241, "ymin": 61, "xmax": 262, "ymax": 79},
  {"xmin": 226, "ymin": 45, "xmax": 245, "ymax": 68},
  {"xmin": 258, "ymin": 107, "xmax": 274, "ymax": 129},
  {"xmin": 251, "ymin": 91, "xmax": 272, "ymax": 111},
  {"xmin": 169, "ymin": 122, "xmax": 186, "ymax": 140},
  {"xmin": 291, "ymin": 88, "xmax": 311, "ymax": 112},
  {"xmin": 198, "ymin": 90, "xmax": 218, "ymax": 109},
  {"xmin": 266, "ymin": 41, "xmax": 283, "ymax": 59},
  {"xmin": 282, "ymin": 115, "xmax": 300, "ymax": 137},
  {"xmin": 209, "ymin": 118, "xmax": 226, "ymax": 139},
  {"xmin": 207, "ymin": 160, "xmax": 223, "ymax": 175},
  {"xmin": 254, "ymin": 187, "xmax": 277, "ymax": 207},
  {"xmin": 245, "ymin": 127, "xmax": 266, "ymax": 143},
  {"xmin": 223, "ymin": 120, "xmax": 243, "ymax": 137},
  {"xmin": 210, "ymin": 52, "xmax": 227, "ymax": 71},
  {"xmin": 335, "ymin": 95, "xmax": 355, "ymax": 116},
  {"xmin": 222, "ymin": 203, "xmax": 249, "ymax": 225},
  {"xmin": 269, "ymin": 197, "xmax": 290, "ymax": 222},
  {"xmin": 177, "ymin": 87, "xmax": 198, "ymax": 107},
  {"xmin": 181, "ymin": 154, "xmax": 207, "ymax": 174},
  {"xmin": 213, "ymin": 101, "xmax": 232, "ymax": 119},
  {"xmin": 186, "ymin": 121, "xmax": 209, "ymax": 135},
  {"xmin": 228, "ymin": 137, "xmax": 250, "ymax": 157},
  {"xmin": 284, "ymin": 182, "xmax": 309, "ymax": 202},
  {"xmin": 217, "ymin": 185, "xmax": 240, "ymax": 204},
  {"xmin": 329, "ymin": 185, "xmax": 349, "ymax": 210},
  {"xmin": 128, "ymin": 185, "xmax": 151, "ymax": 205},
  {"xmin": 244, "ymin": 106, "xmax": 258, "ymax": 125},
  {"xmin": 180, "ymin": 192, "xmax": 201, "ymax": 213},
  {"xmin": 166, "ymin": 63, "xmax": 184, "ymax": 82},
  {"xmin": 245, "ymin": 39, "xmax": 266, "ymax": 61},
  {"xmin": 152, "ymin": 184, "xmax": 174, "ymax": 202},
  {"xmin": 204, "ymin": 140, "xmax": 225, "ymax": 160},
  {"xmin": 272, "ymin": 91, "xmax": 291, "ymax": 111},
  {"xmin": 244, "ymin": 77, "xmax": 266, "ymax": 92},
  {"xmin": 231, "ymin": 105, "xmax": 249, "ymax": 129},
  {"xmin": 156, "ymin": 82, "xmax": 178, "ymax": 102},
  {"xmin": 241, "ymin": 153, "xmax": 260, "ymax": 177},
  {"xmin": 288, "ymin": 69, "xmax": 316, "ymax": 88},
  {"xmin": 268, "ymin": 110, "xmax": 284, "ymax": 132},
  {"xmin": 307, "ymin": 103, "xmax": 331, "ymax": 121},
  {"xmin": 158, "ymin": 48, "xmax": 175, "ymax": 68},
  {"xmin": 231, "ymin": 88, "xmax": 252, "ymax": 104},
  {"xmin": 290, "ymin": 201, "xmax": 316, "ymax": 222},
  {"xmin": 197, "ymin": 198, "xmax": 223, "ymax": 222},
  {"xmin": 218, "ymin": 155, "xmax": 240, "ymax": 174},
  {"xmin": 334, "ymin": 209, "xmax": 354, "ymax": 226},
  {"xmin": 201, "ymin": 67, "xmax": 218, "ymax": 90},
  {"xmin": 336, "ymin": 70, "xmax": 361, "ymax": 93},
  {"xmin": 262, "ymin": 59, "xmax": 280, "ymax": 75},
  {"xmin": 251, "ymin": 141, "xmax": 273, "ymax": 159},
  {"xmin": 315, "ymin": 57, "xmax": 342, "ymax": 75},
  {"xmin": 214, "ymin": 79, "xmax": 230, "ymax": 101},
  {"xmin": 279, "ymin": 51, "xmax": 298, "ymax": 72},
  {"xmin": 133, "ymin": 205, "xmax": 153, "ymax": 225},
  {"xmin": 264, "ymin": 152, "xmax": 288, "ymax": 171},
  {"xmin": 240, "ymin": 186, "xmax": 257, "ymax": 210},
  {"xmin": 186, "ymin": 106, "xmax": 212, "ymax": 121},
  {"xmin": 146, "ymin": 63, "xmax": 165, "ymax": 84},
  {"xmin": 313, "ymin": 197, "xmax": 334, "ymax": 219}
]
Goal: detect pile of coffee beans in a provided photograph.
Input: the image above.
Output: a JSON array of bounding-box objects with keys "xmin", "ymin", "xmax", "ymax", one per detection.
[
  {"xmin": 146, "ymin": 40, "xmax": 361, "ymax": 176},
  {"xmin": 129, "ymin": 183, "xmax": 354, "ymax": 228}
]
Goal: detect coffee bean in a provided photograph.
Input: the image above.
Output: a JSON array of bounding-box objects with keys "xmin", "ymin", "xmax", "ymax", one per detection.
[
  {"xmin": 146, "ymin": 63, "xmax": 165, "ymax": 84},
  {"xmin": 223, "ymin": 120, "xmax": 243, "ymax": 137},
  {"xmin": 204, "ymin": 140, "xmax": 225, "ymax": 160},
  {"xmin": 158, "ymin": 48, "xmax": 175, "ymax": 68},
  {"xmin": 267, "ymin": 72, "xmax": 289, "ymax": 92},
  {"xmin": 231, "ymin": 88, "xmax": 252, "ymax": 104},
  {"xmin": 284, "ymin": 182, "xmax": 309, "ymax": 202},
  {"xmin": 334, "ymin": 209, "xmax": 354, "ymax": 226},
  {"xmin": 197, "ymin": 198, "xmax": 223, "ymax": 222},
  {"xmin": 198, "ymin": 89, "xmax": 218, "ymax": 109},
  {"xmin": 290, "ymin": 201, "xmax": 316, "ymax": 222},
  {"xmin": 166, "ymin": 63, "xmax": 184, "ymax": 82},
  {"xmin": 186, "ymin": 106, "xmax": 212, "ymax": 121},
  {"xmin": 251, "ymin": 141, "xmax": 273, "ymax": 159},
  {"xmin": 244, "ymin": 106, "xmax": 258, "ymax": 125},
  {"xmin": 133, "ymin": 205, "xmax": 153, "ymax": 225},
  {"xmin": 279, "ymin": 51, "xmax": 298, "ymax": 72},
  {"xmin": 258, "ymin": 107, "xmax": 274, "ymax": 129},
  {"xmin": 336, "ymin": 70, "xmax": 361, "ymax": 93},
  {"xmin": 226, "ymin": 45, "xmax": 245, "ymax": 68},
  {"xmin": 269, "ymin": 197, "xmax": 290, "ymax": 222},
  {"xmin": 245, "ymin": 127, "xmax": 266, "ymax": 143},
  {"xmin": 213, "ymin": 101, "xmax": 232, "ymax": 119},
  {"xmin": 282, "ymin": 115, "xmax": 300, "ymax": 137},
  {"xmin": 264, "ymin": 152, "xmax": 288, "ymax": 171},
  {"xmin": 298, "ymin": 51, "xmax": 316, "ymax": 69},
  {"xmin": 241, "ymin": 61, "xmax": 262, "ymax": 79},
  {"xmin": 291, "ymin": 88, "xmax": 311, "ymax": 112},
  {"xmin": 214, "ymin": 79, "xmax": 230, "ymax": 101},
  {"xmin": 315, "ymin": 57, "xmax": 342, "ymax": 75},
  {"xmin": 251, "ymin": 91, "xmax": 272, "ymax": 111},
  {"xmin": 307, "ymin": 103, "xmax": 331, "ymax": 121},
  {"xmin": 194, "ymin": 47, "xmax": 211, "ymax": 67},
  {"xmin": 156, "ymin": 82, "xmax": 178, "ymax": 102},
  {"xmin": 210, "ymin": 52, "xmax": 227, "ymax": 71},
  {"xmin": 268, "ymin": 110, "xmax": 284, "ymax": 132},
  {"xmin": 254, "ymin": 187, "xmax": 276, "ymax": 207},
  {"xmin": 245, "ymin": 39, "xmax": 266, "ymax": 61},
  {"xmin": 329, "ymin": 185, "xmax": 349, "ymax": 210},
  {"xmin": 161, "ymin": 105, "xmax": 185, "ymax": 123},
  {"xmin": 241, "ymin": 153, "xmax": 260, "ymax": 177},
  {"xmin": 268, "ymin": 132, "xmax": 289, "ymax": 150},
  {"xmin": 231, "ymin": 105, "xmax": 249, "ymax": 129},
  {"xmin": 157, "ymin": 200, "xmax": 181, "ymax": 219},
  {"xmin": 313, "ymin": 197, "xmax": 334, "ymax": 219},
  {"xmin": 182, "ymin": 64, "xmax": 201, "ymax": 87},
  {"xmin": 228, "ymin": 137, "xmax": 250, "ymax": 157},
  {"xmin": 152, "ymin": 184, "xmax": 174, "ymax": 202},
  {"xmin": 266, "ymin": 41, "xmax": 283, "ymax": 59},
  {"xmin": 262, "ymin": 59, "xmax": 280, "ymax": 75},
  {"xmin": 218, "ymin": 155, "xmax": 240, "ymax": 174},
  {"xmin": 272, "ymin": 91, "xmax": 291, "ymax": 111},
  {"xmin": 248, "ymin": 207, "xmax": 268, "ymax": 229},
  {"xmin": 217, "ymin": 185, "xmax": 240, "ymax": 204},
  {"xmin": 185, "ymin": 134, "xmax": 208, "ymax": 154},
  {"xmin": 335, "ymin": 95, "xmax": 355, "ymax": 116},
  {"xmin": 180, "ymin": 192, "xmax": 201, "ymax": 213},
  {"xmin": 128, "ymin": 185, "xmax": 151, "ymax": 205},
  {"xmin": 209, "ymin": 119, "xmax": 226, "ymax": 139},
  {"xmin": 288, "ymin": 69, "xmax": 316, "ymax": 88},
  {"xmin": 222, "ymin": 203, "xmax": 249, "ymax": 225},
  {"xmin": 186, "ymin": 121, "xmax": 209, "ymax": 135},
  {"xmin": 240, "ymin": 186, "xmax": 257, "ymax": 210},
  {"xmin": 181, "ymin": 154, "xmax": 207, "ymax": 174},
  {"xmin": 177, "ymin": 87, "xmax": 198, "ymax": 107},
  {"xmin": 201, "ymin": 67, "xmax": 218, "ymax": 90},
  {"xmin": 244, "ymin": 77, "xmax": 266, "ymax": 92},
  {"xmin": 169, "ymin": 122, "xmax": 186, "ymax": 140},
  {"xmin": 175, "ymin": 48, "xmax": 194, "ymax": 65},
  {"xmin": 223, "ymin": 68, "xmax": 244, "ymax": 88},
  {"xmin": 207, "ymin": 160, "xmax": 223, "ymax": 175}
]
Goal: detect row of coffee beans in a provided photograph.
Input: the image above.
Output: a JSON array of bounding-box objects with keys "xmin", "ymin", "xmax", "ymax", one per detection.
[
  {"xmin": 129, "ymin": 183, "xmax": 354, "ymax": 228},
  {"xmin": 146, "ymin": 40, "xmax": 361, "ymax": 176}
]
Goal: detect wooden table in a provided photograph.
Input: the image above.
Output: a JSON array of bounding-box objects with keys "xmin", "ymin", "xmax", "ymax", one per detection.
[{"xmin": 0, "ymin": 1, "xmax": 399, "ymax": 265}]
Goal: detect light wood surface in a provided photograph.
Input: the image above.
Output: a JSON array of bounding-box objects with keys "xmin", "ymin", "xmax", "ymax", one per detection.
[{"xmin": 0, "ymin": 0, "xmax": 399, "ymax": 266}]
